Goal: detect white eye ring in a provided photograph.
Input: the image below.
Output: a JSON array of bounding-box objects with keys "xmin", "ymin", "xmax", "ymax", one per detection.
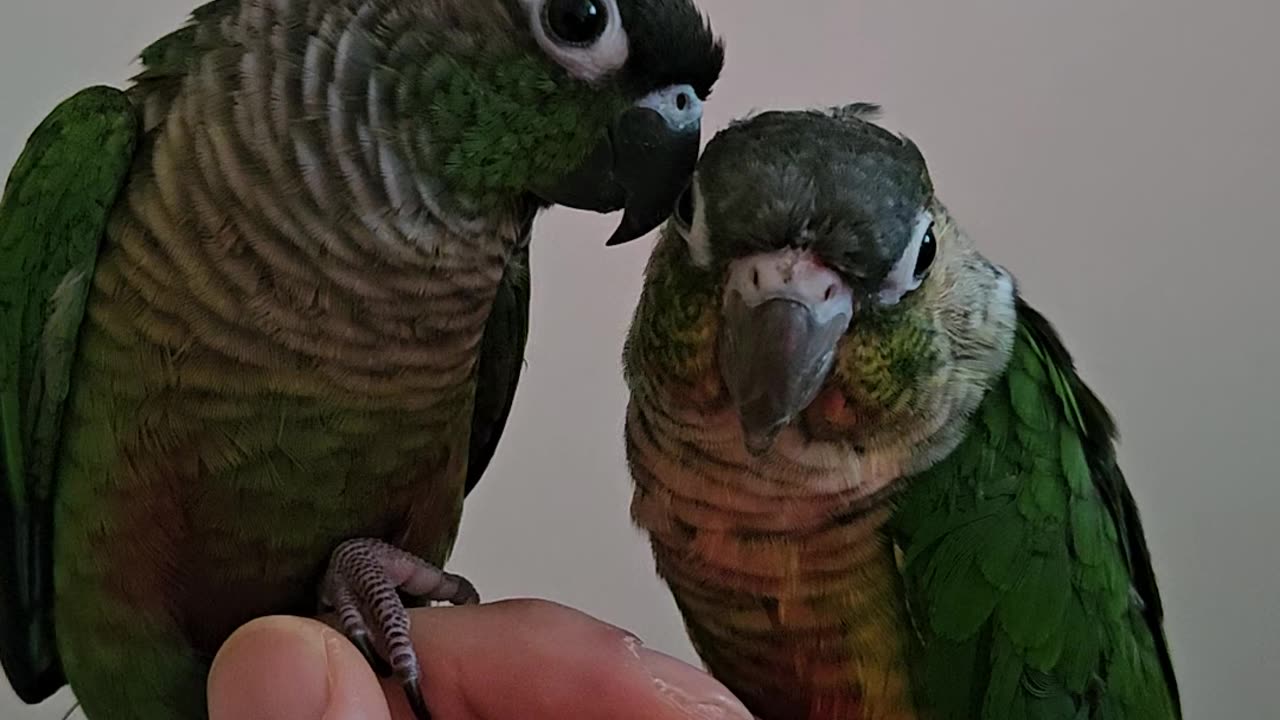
[
  {"xmin": 878, "ymin": 209, "xmax": 935, "ymax": 306},
  {"xmin": 674, "ymin": 175, "xmax": 712, "ymax": 267},
  {"xmin": 524, "ymin": 0, "xmax": 629, "ymax": 83}
]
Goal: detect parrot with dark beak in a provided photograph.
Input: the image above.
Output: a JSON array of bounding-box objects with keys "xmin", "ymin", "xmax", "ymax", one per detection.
[{"xmin": 0, "ymin": 1, "xmax": 724, "ymax": 718}]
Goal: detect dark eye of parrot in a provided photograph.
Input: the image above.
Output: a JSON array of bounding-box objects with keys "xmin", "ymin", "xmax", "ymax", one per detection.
[
  {"xmin": 544, "ymin": 0, "xmax": 610, "ymax": 46},
  {"xmin": 674, "ymin": 183, "xmax": 695, "ymax": 227},
  {"xmin": 914, "ymin": 224, "xmax": 937, "ymax": 279}
]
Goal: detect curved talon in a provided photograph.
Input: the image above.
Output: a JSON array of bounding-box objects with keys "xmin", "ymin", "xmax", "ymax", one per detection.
[
  {"xmin": 350, "ymin": 633, "xmax": 392, "ymax": 678},
  {"xmin": 451, "ymin": 576, "xmax": 480, "ymax": 605},
  {"xmin": 405, "ymin": 679, "xmax": 432, "ymax": 720},
  {"xmin": 319, "ymin": 537, "xmax": 476, "ymax": 720}
]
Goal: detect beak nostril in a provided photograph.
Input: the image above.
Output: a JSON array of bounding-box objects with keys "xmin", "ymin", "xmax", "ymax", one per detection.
[
  {"xmin": 752, "ymin": 269, "xmax": 760, "ymax": 287},
  {"xmin": 676, "ymin": 93, "xmax": 689, "ymax": 111},
  {"xmin": 824, "ymin": 285, "xmax": 835, "ymax": 301}
]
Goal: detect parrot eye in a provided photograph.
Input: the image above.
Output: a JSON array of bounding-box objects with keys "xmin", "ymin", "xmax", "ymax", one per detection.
[
  {"xmin": 914, "ymin": 225, "xmax": 937, "ymax": 279},
  {"xmin": 878, "ymin": 210, "xmax": 937, "ymax": 306},
  {"xmin": 544, "ymin": 0, "xmax": 609, "ymax": 45},
  {"xmin": 673, "ymin": 176, "xmax": 712, "ymax": 267},
  {"xmin": 528, "ymin": 0, "xmax": 628, "ymax": 82},
  {"xmin": 674, "ymin": 183, "xmax": 696, "ymax": 228}
]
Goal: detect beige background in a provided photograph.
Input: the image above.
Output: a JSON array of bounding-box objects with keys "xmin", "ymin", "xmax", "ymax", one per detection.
[{"xmin": 2, "ymin": 0, "xmax": 1277, "ymax": 717}]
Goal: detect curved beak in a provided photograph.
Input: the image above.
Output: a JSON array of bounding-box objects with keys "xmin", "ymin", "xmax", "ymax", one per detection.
[
  {"xmin": 718, "ymin": 251, "xmax": 854, "ymax": 455},
  {"xmin": 532, "ymin": 85, "xmax": 704, "ymax": 246}
]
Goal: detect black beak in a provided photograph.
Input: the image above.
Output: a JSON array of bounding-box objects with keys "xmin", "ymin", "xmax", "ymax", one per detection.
[{"xmin": 532, "ymin": 84, "xmax": 704, "ymax": 246}]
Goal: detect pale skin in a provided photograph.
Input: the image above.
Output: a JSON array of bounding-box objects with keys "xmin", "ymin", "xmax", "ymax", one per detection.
[{"xmin": 206, "ymin": 600, "xmax": 753, "ymax": 720}]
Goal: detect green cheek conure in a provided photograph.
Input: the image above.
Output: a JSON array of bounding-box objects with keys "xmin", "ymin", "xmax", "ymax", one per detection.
[
  {"xmin": 0, "ymin": 1, "xmax": 724, "ymax": 718},
  {"xmin": 619, "ymin": 104, "xmax": 1180, "ymax": 720}
]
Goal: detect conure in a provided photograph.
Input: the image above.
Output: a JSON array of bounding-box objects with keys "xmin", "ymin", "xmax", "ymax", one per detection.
[
  {"xmin": 0, "ymin": 1, "xmax": 724, "ymax": 718},
  {"xmin": 621, "ymin": 104, "xmax": 1180, "ymax": 720}
]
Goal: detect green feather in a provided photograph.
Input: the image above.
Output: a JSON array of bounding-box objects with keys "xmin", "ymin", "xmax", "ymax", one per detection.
[
  {"xmin": 916, "ymin": 624, "xmax": 998, "ymax": 720},
  {"xmin": 1047, "ymin": 361, "xmax": 1086, "ymax": 431},
  {"xmin": 1009, "ymin": 369, "xmax": 1050, "ymax": 431},
  {"xmin": 981, "ymin": 392, "xmax": 1011, "ymax": 450},
  {"xmin": 976, "ymin": 509, "xmax": 1028, "ymax": 591},
  {"xmin": 420, "ymin": 56, "xmax": 623, "ymax": 208},
  {"xmin": 1059, "ymin": 426, "xmax": 1091, "ymax": 495},
  {"xmin": 924, "ymin": 517, "xmax": 1004, "ymax": 640},
  {"xmin": 1026, "ymin": 459, "xmax": 1069, "ymax": 521},
  {"xmin": 891, "ymin": 297, "xmax": 1181, "ymax": 719},
  {"xmin": 982, "ymin": 630, "xmax": 1024, "ymax": 718},
  {"xmin": 0, "ymin": 85, "xmax": 140, "ymax": 704},
  {"xmin": 1055, "ymin": 597, "xmax": 1101, "ymax": 692},
  {"xmin": 1023, "ymin": 676, "xmax": 1077, "ymax": 720},
  {"xmin": 1024, "ymin": 609, "xmax": 1068, "ymax": 672},
  {"xmin": 998, "ymin": 544, "xmax": 1071, "ymax": 649},
  {"xmin": 1070, "ymin": 501, "xmax": 1108, "ymax": 567}
]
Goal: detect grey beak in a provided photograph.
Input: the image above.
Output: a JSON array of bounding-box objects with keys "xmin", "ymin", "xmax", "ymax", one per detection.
[{"xmin": 718, "ymin": 293, "xmax": 852, "ymax": 455}]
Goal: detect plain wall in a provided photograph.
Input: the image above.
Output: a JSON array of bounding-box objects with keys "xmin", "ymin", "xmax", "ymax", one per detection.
[{"xmin": 2, "ymin": 0, "xmax": 1277, "ymax": 717}]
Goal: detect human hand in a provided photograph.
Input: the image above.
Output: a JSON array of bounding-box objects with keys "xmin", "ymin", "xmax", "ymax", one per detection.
[{"xmin": 207, "ymin": 599, "xmax": 753, "ymax": 720}]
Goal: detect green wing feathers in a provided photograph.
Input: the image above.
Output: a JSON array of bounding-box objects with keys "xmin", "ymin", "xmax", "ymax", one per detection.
[
  {"xmin": 891, "ymin": 298, "xmax": 1180, "ymax": 719},
  {"xmin": 465, "ymin": 242, "xmax": 531, "ymax": 496},
  {"xmin": 0, "ymin": 85, "xmax": 140, "ymax": 703}
]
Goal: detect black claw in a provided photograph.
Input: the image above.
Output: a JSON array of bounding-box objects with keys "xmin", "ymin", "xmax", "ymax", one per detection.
[
  {"xmin": 350, "ymin": 634, "xmax": 392, "ymax": 678},
  {"xmin": 454, "ymin": 577, "xmax": 480, "ymax": 605},
  {"xmin": 399, "ymin": 590, "xmax": 430, "ymax": 610},
  {"xmin": 404, "ymin": 680, "xmax": 432, "ymax": 720}
]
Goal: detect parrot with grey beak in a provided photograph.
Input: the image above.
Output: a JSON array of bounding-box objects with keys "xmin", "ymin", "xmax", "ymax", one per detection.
[
  {"xmin": 621, "ymin": 104, "xmax": 1180, "ymax": 720},
  {"xmin": 0, "ymin": 1, "xmax": 723, "ymax": 718}
]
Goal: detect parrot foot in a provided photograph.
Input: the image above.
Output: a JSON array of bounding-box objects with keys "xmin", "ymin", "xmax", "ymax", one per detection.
[{"xmin": 320, "ymin": 537, "xmax": 480, "ymax": 720}]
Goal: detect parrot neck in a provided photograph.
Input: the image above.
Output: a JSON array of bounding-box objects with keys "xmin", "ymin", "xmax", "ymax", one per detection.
[
  {"xmin": 98, "ymin": 1, "xmax": 531, "ymax": 410},
  {"xmin": 128, "ymin": 0, "xmax": 535, "ymax": 249},
  {"xmin": 627, "ymin": 390, "xmax": 922, "ymax": 720}
]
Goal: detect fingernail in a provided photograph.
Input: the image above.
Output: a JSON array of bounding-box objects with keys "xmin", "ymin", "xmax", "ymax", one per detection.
[
  {"xmin": 627, "ymin": 639, "xmax": 753, "ymax": 720},
  {"xmin": 208, "ymin": 616, "xmax": 332, "ymax": 720}
]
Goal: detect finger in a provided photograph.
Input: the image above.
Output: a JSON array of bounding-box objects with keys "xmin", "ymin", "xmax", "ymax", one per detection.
[
  {"xmin": 207, "ymin": 600, "xmax": 754, "ymax": 720},
  {"xmin": 386, "ymin": 599, "xmax": 753, "ymax": 720},
  {"xmin": 208, "ymin": 615, "xmax": 392, "ymax": 720}
]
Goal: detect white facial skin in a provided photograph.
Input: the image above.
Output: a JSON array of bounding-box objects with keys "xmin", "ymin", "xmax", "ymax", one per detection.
[
  {"xmin": 673, "ymin": 173, "xmax": 713, "ymax": 267},
  {"xmin": 878, "ymin": 208, "xmax": 936, "ymax": 306},
  {"xmin": 523, "ymin": 0, "xmax": 630, "ymax": 83}
]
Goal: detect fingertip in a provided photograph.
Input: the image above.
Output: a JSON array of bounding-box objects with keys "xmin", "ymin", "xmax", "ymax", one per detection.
[
  {"xmin": 403, "ymin": 600, "xmax": 751, "ymax": 720},
  {"xmin": 320, "ymin": 627, "xmax": 396, "ymax": 720},
  {"xmin": 208, "ymin": 615, "xmax": 391, "ymax": 720},
  {"xmin": 627, "ymin": 642, "xmax": 754, "ymax": 720},
  {"xmin": 208, "ymin": 616, "xmax": 329, "ymax": 720},
  {"xmin": 556, "ymin": 633, "xmax": 752, "ymax": 720}
]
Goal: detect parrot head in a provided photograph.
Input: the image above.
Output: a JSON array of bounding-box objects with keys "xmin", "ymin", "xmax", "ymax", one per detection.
[
  {"xmin": 402, "ymin": 0, "xmax": 724, "ymax": 244},
  {"xmin": 648, "ymin": 105, "xmax": 1016, "ymax": 460}
]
